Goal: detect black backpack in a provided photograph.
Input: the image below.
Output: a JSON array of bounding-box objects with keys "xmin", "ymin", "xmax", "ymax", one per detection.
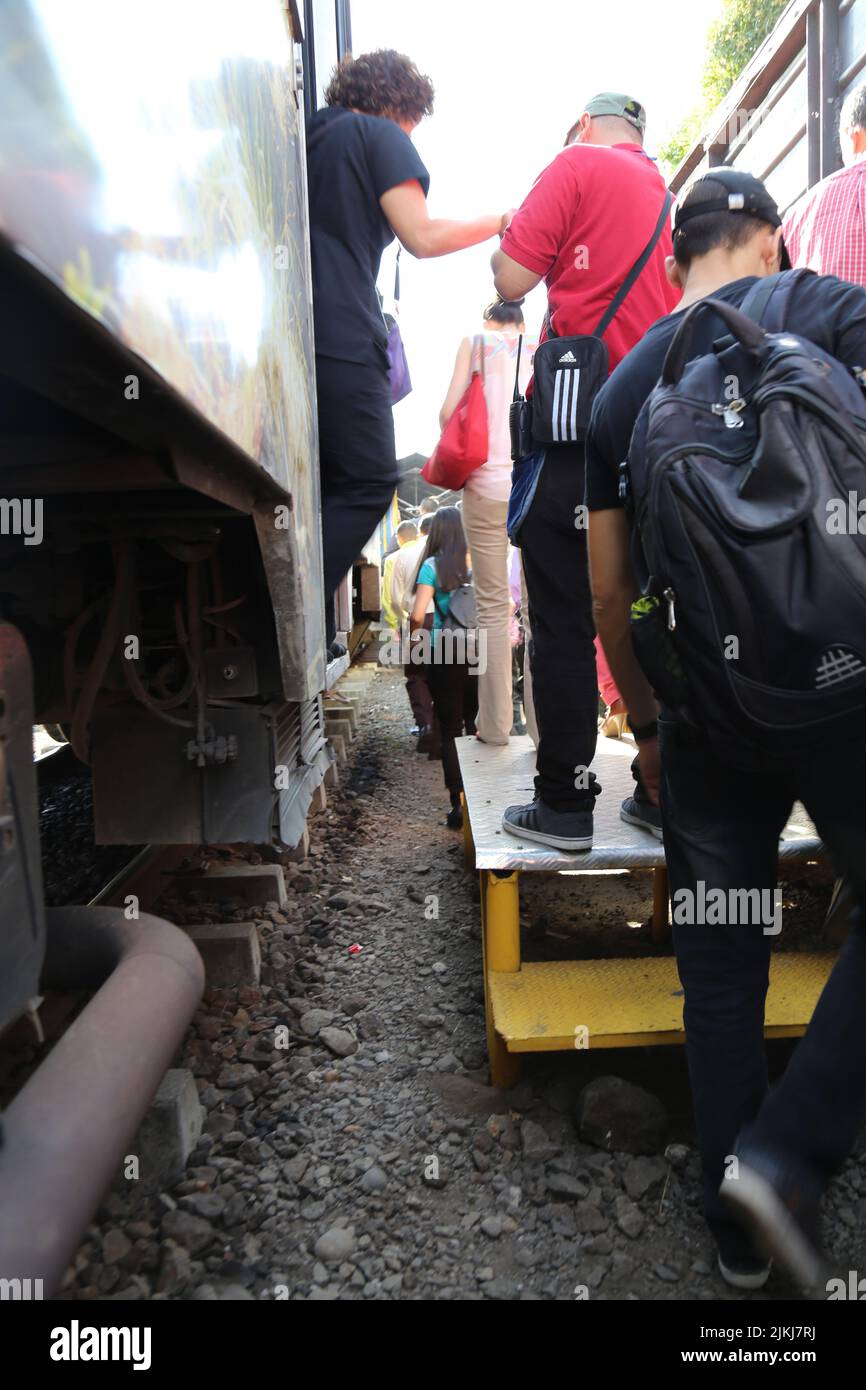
[
  {"xmin": 437, "ymin": 582, "xmax": 477, "ymax": 631},
  {"xmin": 433, "ymin": 582, "xmax": 481, "ymax": 665},
  {"xmin": 622, "ymin": 270, "xmax": 866, "ymax": 738}
]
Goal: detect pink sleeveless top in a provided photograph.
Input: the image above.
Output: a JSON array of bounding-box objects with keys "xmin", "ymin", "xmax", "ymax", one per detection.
[{"xmin": 464, "ymin": 330, "xmax": 536, "ymax": 502}]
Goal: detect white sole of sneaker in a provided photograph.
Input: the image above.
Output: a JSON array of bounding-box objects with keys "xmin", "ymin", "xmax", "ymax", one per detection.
[
  {"xmin": 717, "ymin": 1252, "xmax": 771, "ymax": 1291},
  {"xmin": 720, "ymin": 1166, "xmax": 824, "ymax": 1291},
  {"xmin": 620, "ymin": 809, "xmax": 663, "ymax": 841},
  {"xmin": 501, "ymin": 817, "xmax": 592, "ymax": 852}
]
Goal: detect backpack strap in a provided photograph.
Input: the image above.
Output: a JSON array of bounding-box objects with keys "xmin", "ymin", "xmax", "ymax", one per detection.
[
  {"xmin": 740, "ymin": 268, "xmax": 814, "ymax": 332},
  {"xmin": 740, "ymin": 272, "xmax": 780, "ymax": 324},
  {"xmin": 471, "ymin": 333, "xmax": 486, "ymax": 382}
]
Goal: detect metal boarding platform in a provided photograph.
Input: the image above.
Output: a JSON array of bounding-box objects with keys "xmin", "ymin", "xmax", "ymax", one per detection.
[{"xmin": 457, "ymin": 736, "xmax": 834, "ymax": 1086}]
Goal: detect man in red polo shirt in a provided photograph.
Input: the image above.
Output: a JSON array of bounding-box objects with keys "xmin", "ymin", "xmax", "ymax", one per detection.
[{"xmin": 491, "ymin": 93, "xmax": 679, "ymax": 852}]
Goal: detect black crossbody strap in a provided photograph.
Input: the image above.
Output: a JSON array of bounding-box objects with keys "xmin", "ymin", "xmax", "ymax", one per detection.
[
  {"xmin": 512, "ymin": 332, "xmax": 524, "ymax": 402},
  {"xmin": 394, "ymin": 247, "xmax": 401, "ymax": 305},
  {"xmin": 593, "ymin": 190, "xmax": 674, "ymax": 339}
]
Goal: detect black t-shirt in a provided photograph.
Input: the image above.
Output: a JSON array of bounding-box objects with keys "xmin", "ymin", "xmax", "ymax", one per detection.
[
  {"xmin": 306, "ymin": 108, "xmax": 430, "ymax": 370},
  {"xmin": 586, "ymin": 271, "xmax": 866, "ymax": 514}
]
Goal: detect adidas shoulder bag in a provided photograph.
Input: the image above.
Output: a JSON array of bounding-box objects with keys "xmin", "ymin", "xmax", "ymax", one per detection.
[{"xmin": 523, "ymin": 191, "xmax": 673, "ymax": 450}]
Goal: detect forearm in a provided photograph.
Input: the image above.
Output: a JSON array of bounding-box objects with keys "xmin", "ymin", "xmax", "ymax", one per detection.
[
  {"xmin": 593, "ymin": 598, "xmax": 658, "ymax": 729},
  {"xmin": 491, "ymin": 247, "xmax": 543, "ymax": 301},
  {"xmin": 491, "ymin": 248, "xmax": 514, "ymax": 297},
  {"xmin": 412, "ymin": 214, "xmax": 500, "ymax": 259}
]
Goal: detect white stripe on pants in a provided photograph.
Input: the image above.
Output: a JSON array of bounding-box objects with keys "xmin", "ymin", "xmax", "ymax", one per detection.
[{"xmin": 462, "ymin": 488, "xmax": 513, "ymax": 745}]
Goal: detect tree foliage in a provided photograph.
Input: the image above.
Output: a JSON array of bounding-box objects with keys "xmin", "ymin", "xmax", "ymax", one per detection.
[{"xmin": 659, "ymin": 0, "xmax": 789, "ymax": 174}]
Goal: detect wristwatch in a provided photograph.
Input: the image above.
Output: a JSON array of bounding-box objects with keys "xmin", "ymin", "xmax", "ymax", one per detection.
[{"xmin": 631, "ymin": 718, "xmax": 659, "ymax": 744}]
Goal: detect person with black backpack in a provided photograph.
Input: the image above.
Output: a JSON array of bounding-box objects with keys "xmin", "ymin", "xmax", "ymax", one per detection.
[
  {"xmin": 585, "ymin": 168, "xmax": 866, "ymax": 1292},
  {"xmin": 409, "ymin": 506, "xmax": 479, "ymax": 829}
]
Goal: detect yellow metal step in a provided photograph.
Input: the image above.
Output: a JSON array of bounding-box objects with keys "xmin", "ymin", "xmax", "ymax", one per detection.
[{"xmin": 489, "ymin": 952, "xmax": 837, "ymax": 1052}]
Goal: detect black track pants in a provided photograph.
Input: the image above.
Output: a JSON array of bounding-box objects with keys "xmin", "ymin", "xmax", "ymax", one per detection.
[{"xmin": 316, "ymin": 355, "xmax": 400, "ymax": 641}]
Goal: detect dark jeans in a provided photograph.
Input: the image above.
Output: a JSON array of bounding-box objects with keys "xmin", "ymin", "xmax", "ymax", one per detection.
[
  {"xmin": 427, "ymin": 658, "xmax": 479, "ymax": 796},
  {"xmin": 520, "ymin": 446, "xmax": 599, "ymax": 811},
  {"xmin": 316, "ymin": 355, "xmax": 400, "ymax": 642},
  {"xmin": 405, "ymin": 664, "xmax": 435, "ymax": 729},
  {"xmin": 405, "ymin": 615, "xmax": 435, "ymax": 731},
  {"xmin": 660, "ymin": 718, "xmax": 866, "ymax": 1248}
]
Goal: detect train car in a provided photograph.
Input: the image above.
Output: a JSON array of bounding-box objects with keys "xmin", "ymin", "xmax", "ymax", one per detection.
[
  {"xmin": 0, "ymin": 1, "xmax": 351, "ymax": 1034},
  {"xmin": 669, "ymin": 0, "xmax": 866, "ymax": 208}
]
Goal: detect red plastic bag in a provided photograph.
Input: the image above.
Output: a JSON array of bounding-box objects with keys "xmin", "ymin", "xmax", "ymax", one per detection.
[{"xmin": 422, "ymin": 343, "xmax": 489, "ymax": 490}]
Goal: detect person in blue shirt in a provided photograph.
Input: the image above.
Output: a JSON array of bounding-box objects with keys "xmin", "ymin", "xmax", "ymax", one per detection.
[{"xmin": 410, "ymin": 506, "xmax": 478, "ymax": 828}]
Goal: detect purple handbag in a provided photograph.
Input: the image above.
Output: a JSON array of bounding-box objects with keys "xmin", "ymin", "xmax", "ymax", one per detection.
[{"xmin": 386, "ymin": 251, "xmax": 412, "ymax": 404}]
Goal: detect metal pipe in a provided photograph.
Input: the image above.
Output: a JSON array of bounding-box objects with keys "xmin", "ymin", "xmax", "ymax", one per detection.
[
  {"xmin": 820, "ymin": 0, "xmax": 841, "ymax": 178},
  {"xmin": 807, "ymin": 8, "xmax": 822, "ymax": 186},
  {"xmin": 0, "ymin": 906, "xmax": 204, "ymax": 1294}
]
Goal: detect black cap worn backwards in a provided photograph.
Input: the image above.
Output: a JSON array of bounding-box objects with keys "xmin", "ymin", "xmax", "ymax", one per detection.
[{"xmin": 674, "ymin": 168, "xmax": 792, "ymax": 268}]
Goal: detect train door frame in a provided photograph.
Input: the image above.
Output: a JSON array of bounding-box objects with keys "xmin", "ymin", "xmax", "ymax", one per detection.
[{"xmin": 302, "ymin": 0, "xmax": 354, "ymax": 120}]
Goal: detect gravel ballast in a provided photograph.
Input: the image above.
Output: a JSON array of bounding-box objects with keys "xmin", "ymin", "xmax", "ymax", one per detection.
[{"xmin": 57, "ymin": 669, "xmax": 864, "ymax": 1302}]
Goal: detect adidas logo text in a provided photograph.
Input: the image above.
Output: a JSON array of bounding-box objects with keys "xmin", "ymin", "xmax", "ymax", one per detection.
[{"xmin": 559, "ymin": 351, "xmax": 578, "ymax": 364}]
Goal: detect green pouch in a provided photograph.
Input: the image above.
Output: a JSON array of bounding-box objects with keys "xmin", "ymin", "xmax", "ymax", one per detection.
[{"xmin": 630, "ymin": 594, "xmax": 691, "ymax": 710}]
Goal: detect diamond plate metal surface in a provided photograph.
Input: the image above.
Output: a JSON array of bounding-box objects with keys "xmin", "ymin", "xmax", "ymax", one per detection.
[
  {"xmin": 459, "ymin": 736, "xmax": 821, "ymax": 871},
  {"xmin": 489, "ymin": 951, "xmax": 835, "ymax": 1051}
]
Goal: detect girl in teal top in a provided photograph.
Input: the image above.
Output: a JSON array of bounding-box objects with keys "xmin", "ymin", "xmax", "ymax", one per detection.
[
  {"xmin": 416, "ymin": 555, "xmax": 452, "ymax": 636},
  {"xmin": 410, "ymin": 506, "xmax": 478, "ymax": 828}
]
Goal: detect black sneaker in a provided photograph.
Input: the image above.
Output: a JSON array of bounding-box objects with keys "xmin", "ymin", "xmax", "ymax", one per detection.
[
  {"xmin": 720, "ymin": 1153, "xmax": 825, "ymax": 1290},
  {"xmin": 717, "ymin": 1250, "xmax": 771, "ymax": 1291},
  {"xmin": 717, "ymin": 1247, "xmax": 772, "ymax": 1291},
  {"xmin": 620, "ymin": 795, "xmax": 663, "ymax": 840},
  {"xmin": 446, "ymin": 805, "xmax": 463, "ymax": 830},
  {"xmin": 502, "ymin": 800, "xmax": 592, "ymax": 852}
]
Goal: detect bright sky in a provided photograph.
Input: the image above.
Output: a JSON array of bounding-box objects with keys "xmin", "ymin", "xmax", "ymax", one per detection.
[{"xmin": 351, "ymin": 0, "xmax": 724, "ymax": 457}]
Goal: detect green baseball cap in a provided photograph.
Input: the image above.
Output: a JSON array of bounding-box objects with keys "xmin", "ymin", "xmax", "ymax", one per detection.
[{"xmin": 583, "ymin": 92, "xmax": 646, "ymax": 135}]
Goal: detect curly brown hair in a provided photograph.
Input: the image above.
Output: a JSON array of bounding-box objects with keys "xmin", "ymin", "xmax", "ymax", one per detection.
[{"xmin": 324, "ymin": 49, "xmax": 435, "ymax": 123}]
